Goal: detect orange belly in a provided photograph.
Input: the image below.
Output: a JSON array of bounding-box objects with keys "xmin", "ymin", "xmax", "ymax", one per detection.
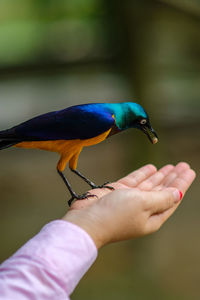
[{"xmin": 15, "ymin": 128, "xmax": 111, "ymax": 171}]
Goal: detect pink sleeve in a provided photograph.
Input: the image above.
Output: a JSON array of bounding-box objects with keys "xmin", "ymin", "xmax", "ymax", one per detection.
[{"xmin": 0, "ymin": 220, "xmax": 98, "ymax": 300}]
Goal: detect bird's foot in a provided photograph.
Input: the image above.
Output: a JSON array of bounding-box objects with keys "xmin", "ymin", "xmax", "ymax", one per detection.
[
  {"xmin": 68, "ymin": 192, "xmax": 97, "ymax": 207},
  {"xmin": 90, "ymin": 182, "xmax": 115, "ymax": 191}
]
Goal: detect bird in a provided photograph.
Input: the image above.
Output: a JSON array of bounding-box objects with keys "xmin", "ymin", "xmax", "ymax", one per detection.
[{"xmin": 0, "ymin": 102, "xmax": 158, "ymax": 206}]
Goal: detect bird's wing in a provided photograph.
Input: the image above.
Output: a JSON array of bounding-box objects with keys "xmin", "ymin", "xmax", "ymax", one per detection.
[{"xmin": 3, "ymin": 104, "xmax": 115, "ymax": 141}]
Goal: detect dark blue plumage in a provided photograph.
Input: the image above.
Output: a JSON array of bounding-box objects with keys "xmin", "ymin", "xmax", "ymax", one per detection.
[
  {"xmin": 0, "ymin": 102, "xmax": 149, "ymax": 141},
  {"xmin": 14, "ymin": 104, "xmax": 115, "ymax": 140}
]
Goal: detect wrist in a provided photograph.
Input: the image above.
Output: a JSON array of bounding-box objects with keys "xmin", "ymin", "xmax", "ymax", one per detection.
[{"xmin": 62, "ymin": 209, "xmax": 106, "ymax": 249}]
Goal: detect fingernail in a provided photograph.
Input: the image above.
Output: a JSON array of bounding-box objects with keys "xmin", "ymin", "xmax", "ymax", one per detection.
[
  {"xmin": 179, "ymin": 190, "xmax": 183, "ymax": 200},
  {"xmin": 173, "ymin": 190, "xmax": 183, "ymax": 203}
]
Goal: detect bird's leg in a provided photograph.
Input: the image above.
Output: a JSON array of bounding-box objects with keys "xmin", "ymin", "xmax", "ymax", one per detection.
[
  {"xmin": 57, "ymin": 169, "xmax": 76, "ymax": 197},
  {"xmin": 71, "ymin": 169, "xmax": 114, "ymax": 191},
  {"xmin": 71, "ymin": 169, "xmax": 96, "ymax": 187},
  {"xmin": 57, "ymin": 169, "xmax": 95, "ymax": 206}
]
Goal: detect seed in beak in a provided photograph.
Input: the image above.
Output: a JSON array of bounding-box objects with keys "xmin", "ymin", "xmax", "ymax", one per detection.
[{"xmin": 152, "ymin": 137, "xmax": 158, "ymax": 144}]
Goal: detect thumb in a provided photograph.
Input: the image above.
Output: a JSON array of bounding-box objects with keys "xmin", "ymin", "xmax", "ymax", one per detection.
[{"xmin": 145, "ymin": 188, "xmax": 182, "ymax": 215}]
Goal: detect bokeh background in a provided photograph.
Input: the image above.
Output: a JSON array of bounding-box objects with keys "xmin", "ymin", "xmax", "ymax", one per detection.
[{"xmin": 0, "ymin": 0, "xmax": 199, "ymax": 299}]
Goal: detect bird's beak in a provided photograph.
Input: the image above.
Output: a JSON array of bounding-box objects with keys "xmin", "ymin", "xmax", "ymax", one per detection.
[{"xmin": 141, "ymin": 125, "xmax": 158, "ymax": 144}]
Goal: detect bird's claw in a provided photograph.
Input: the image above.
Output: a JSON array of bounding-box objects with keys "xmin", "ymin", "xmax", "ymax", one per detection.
[
  {"xmin": 68, "ymin": 192, "xmax": 98, "ymax": 207},
  {"xmin": 67, "ymin": 182, "xmax": 114, "ymax": 206},
  {"xmin": 91, "ymin": 182, "xmax": 115, "ymax": 191}
]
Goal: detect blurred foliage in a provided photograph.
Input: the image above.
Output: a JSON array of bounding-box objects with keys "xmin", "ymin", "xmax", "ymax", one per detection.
[
  {"xmin": 0, "ymin": 0, "xmax": 113, "ymax": 66},
  {"xmin": 0, "ymin": 1, "xmax": 200, "ymax": 300}
]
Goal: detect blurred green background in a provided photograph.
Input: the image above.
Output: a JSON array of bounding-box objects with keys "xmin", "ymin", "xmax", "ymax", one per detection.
[{"xmin": 0, "ymin": 0, "xmax": 199, "ymax": 299}]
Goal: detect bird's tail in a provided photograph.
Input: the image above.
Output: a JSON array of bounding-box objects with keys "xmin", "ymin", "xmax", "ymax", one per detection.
[{"xmin": 0, "ymin": 129, "xmax": 19, "ymax": 150}]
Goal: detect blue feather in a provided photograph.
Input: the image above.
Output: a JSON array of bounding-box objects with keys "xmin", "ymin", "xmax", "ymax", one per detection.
[{"xmin": 0, "ymin": 102, "xmax": 148, "ymax": 141}]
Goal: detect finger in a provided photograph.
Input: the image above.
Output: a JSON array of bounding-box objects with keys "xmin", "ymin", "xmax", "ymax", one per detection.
[
  {"xmin": 174, "ymin": 161, "xmax": 190, "ymax": 171},
  {"xmin": 118, "ymin": 164, "xmax": 157, "ymax": 187},
  {"xmin": 160, "ymin": 162, "xmax": 190, "ymax": 187},
  {"xmin": 166, "ymin": 169, "xmax": 196, "ymax": 195},
  {"xmin": 146, "ymin": 168, "xmax": 196, "ymax": 232},
  {"xmin": 146, "ymin": 204, "xmax": 179, "ymax": 233},
  {"xmin": 144, "ymin": 188, "xmax": 180, "ymax": 215},
  {"xmin": 137, "ymin": 164, "xmax": 174, "ymax": 191}
]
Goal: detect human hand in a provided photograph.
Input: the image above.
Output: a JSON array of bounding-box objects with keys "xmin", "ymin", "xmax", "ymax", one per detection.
[{"xmin": 63, "ymin": 162, "xmax": 196, "ymax": 248}]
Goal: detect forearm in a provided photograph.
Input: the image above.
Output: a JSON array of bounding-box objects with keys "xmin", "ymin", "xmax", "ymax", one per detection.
[{"xmin": 0, "ymin": 220, "xmax": 97, "ymax": 299}]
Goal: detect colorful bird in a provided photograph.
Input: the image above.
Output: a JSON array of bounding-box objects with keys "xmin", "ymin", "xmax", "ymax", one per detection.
[{"xmin": 0, "ymin": 102, "xmax": 158, "ymax": 205}]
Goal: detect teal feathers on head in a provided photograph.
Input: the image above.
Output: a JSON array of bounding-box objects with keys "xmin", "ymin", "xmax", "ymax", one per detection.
[
  {"xmin": 106, "ymin": 102, "xmax": 147, "ymax": 129},
  {"xmin": 126, "ymin": 102, "xmax": 147, "ymax": 119},
  {"xmin": 107, "ymin": 102, "xmax": 158, "ymax": 144}
]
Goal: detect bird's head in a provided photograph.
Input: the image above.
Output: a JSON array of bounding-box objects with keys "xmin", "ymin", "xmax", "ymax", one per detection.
[
  {"xmin": 132, "ymin": 115, "xmax": 158, "ymax": 144},
  {"xmin": 119, "ymin": 102, "xmax": 158, "ymax": 144}
]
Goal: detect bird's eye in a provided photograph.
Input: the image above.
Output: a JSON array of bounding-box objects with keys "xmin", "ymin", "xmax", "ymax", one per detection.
[{"xmin": 140, "ymin": 119, "xmax": 147, "ymax": 125}]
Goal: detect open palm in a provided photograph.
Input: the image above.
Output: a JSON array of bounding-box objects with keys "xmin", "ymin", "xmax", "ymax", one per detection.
[
  {"xmin": 65, "ymin": 162, "xmax": 195, "ymax": 247},
  {"xmin": 70, "ymin": 162, "xmax": 195, "ymax": 210}
]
